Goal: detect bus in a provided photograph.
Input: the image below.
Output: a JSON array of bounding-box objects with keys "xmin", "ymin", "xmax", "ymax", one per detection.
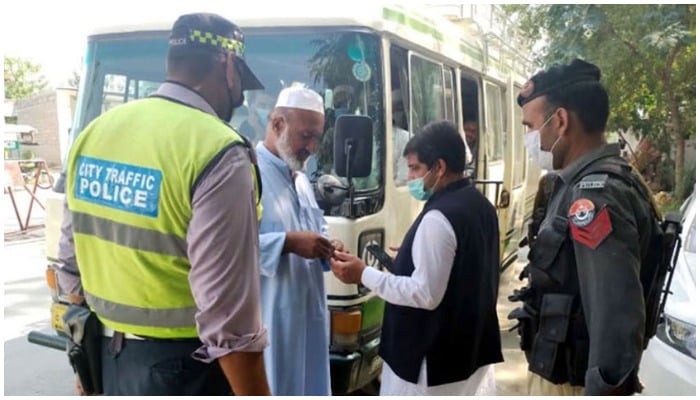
[{"xmin": 31, "ymin": 3, "xmax": 540, "ymax": 394}]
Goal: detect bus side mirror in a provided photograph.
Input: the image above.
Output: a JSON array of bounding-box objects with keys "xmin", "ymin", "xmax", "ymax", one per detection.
[{"xmin": 333, "ymin": 115, "xmax": 373, "ymax": 178}]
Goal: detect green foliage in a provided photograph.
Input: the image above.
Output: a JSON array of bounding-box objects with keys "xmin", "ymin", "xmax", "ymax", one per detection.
[
  {"xmin": 504, "ymin": 5, "xmax": 695, "ymax": 196},
  {"xmin": 4, "ymin": 56, "xmax": 48, "ymax": 99},
  {"xmin": 20, "ymin": 149, "xmax": 35, "ymax": 160},
  {"xmin": 659, "ymin": 195, "xmax": 684, "ymax": 215},
  {"xmin": 681, "ymin": 165, "xmax": 696, "ymax": 200}
]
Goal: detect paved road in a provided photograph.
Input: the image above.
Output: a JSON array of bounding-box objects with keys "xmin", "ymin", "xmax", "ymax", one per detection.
[
  {"xmin": 4, "ymin": 238, "xmax": 75, "ymax": 396},
  {"xmin": 495, "ymin": 260, "xmax": 529, "ymax": 396},
  {"xmin": 4, "ymin": 182, "xmax": 74, "ymax": 395}
]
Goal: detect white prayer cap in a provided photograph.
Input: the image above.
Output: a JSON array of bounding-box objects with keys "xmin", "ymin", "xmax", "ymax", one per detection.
[{"xmin": 275, "ymin": 87, "xmax": 324, "ymax": 115}]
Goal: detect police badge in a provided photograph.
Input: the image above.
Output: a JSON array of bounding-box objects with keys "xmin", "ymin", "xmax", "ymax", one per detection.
[
  {"xmin": 568, "ymin": 198, "xmax": 613, "ymax": 249},
  {"xmin": 568, "ymin": 198, "xmax": 596, "ymax": 227}
]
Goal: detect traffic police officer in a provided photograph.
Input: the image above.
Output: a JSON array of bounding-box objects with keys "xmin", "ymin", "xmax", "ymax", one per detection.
[
  {"xmin": 59, "ymin": 13, "xmax": 270, "ymax": 395},
  {"xmin": 508, "ymin": 59, "xmax": 661, "ymax": 395}
]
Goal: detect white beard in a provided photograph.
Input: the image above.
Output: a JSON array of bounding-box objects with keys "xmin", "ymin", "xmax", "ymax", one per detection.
[{"xmin": 277, "ymin": 130, "xmax": 304, "ymax": 172}]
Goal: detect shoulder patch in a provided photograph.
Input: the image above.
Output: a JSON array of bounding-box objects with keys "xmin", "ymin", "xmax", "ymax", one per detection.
[
  {"xmin": 568, "ymin": 198, "xmax": 596, "ymax": 227},
  {"xmin": 569, "ymin": 206, "xmax": 613, "ymax": 249},
  {"xmin": 577, "ymin": 174, "xmax": 608, "ymax": 190}
]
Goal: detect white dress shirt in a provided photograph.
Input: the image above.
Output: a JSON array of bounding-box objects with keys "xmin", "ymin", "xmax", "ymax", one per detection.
[{"xmin": 361, "ymin": 209, "xmax": 496, "ymax": 395}]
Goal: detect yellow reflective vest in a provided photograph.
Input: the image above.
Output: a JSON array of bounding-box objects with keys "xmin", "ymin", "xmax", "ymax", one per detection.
[{"xmin": 66, "ymin": 97, "xmax": 261, "ymax": 338}]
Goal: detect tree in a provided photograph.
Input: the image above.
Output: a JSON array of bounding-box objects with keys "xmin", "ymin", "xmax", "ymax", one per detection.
[
  {"xmin": 4, "ymin": 56, "xmax": 48, "ymax": 99},
  {"xmin": 504, "ymin": 5, "xmax": 696, "ymax": 198}
]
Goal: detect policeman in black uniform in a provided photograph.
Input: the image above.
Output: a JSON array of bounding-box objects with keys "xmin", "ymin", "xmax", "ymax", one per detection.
[{"xmin": 508, "ymin": 59, "xmax": 661, "ymax": 395}]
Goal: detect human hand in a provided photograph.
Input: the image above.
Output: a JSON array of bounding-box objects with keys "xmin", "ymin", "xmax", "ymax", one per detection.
[
  {"xmin": 388, "ymin": 245, "xmax": 400, "ymax": 261},
  {"xmin": 330, "ymin": 250, "xmax": 365, "ymax": 284},
  {"xmin": 285, "ymin": 231, "xmax": 334, "ymax": 259},
  {"xmin": 330, "ymin": 239, "xmax": 348, "ymax": 253},
  {"xmin": 75, "ymin": 375, "xmax": 85, "ymax": 396}
]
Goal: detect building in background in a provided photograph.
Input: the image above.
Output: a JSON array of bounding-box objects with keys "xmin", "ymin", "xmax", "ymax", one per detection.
[{"xmin": 8, "ymin": 87, "xmax": 77, "ymax": 167}]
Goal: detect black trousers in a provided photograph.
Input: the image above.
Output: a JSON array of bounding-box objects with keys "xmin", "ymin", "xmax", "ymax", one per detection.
[{"xmin": 100, "ymin": 336, "xmax": 230, "ymax": 395}]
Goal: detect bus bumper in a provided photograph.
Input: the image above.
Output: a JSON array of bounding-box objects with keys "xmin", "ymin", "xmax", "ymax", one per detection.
[{"xmin": 330, "ymin": 337, "xmax": 381, "ymax": 394}]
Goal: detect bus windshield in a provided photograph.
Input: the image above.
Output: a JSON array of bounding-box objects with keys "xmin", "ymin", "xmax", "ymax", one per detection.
[{"xmin": 71, "ymin": 28, "xmax": 384, "ymax": 198}]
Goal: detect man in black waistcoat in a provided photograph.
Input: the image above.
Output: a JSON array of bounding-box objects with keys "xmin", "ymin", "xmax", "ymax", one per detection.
[
  {"xmin": 330, "ymin": 120, "xmax": 504, "ymax": 395},
  {"xmin": 508, "ymin": 59, "xmax": 660, "ymax": 395}
]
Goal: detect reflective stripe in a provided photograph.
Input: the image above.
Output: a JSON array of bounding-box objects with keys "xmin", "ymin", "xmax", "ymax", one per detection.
[
  {"xmin": 72, "ymin": 211, "xmax": 187, "ymax": 258},
  {"xmin": 86, "ymin": 291, "xmax": 196, "ymax": 328}
]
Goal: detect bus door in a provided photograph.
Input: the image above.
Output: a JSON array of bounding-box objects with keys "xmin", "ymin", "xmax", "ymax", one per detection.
[
  {"xmin": 480, "ymin": 81, "xmax": 509, "ymax": 228},
  {"xmin": 499, "ymin": 85, "xmax": 530, "ymax": 266},
  {"xmin": 460, "ymin": 76, "xmax": 480, "ymax": 176}
]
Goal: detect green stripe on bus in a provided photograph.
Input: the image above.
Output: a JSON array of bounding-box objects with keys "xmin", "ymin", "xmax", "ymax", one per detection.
[
  {"xmin": 383, "ymin": 7, "xmax": 444, "ymax": 42},
  {"xmin": 489, "ymin": 60, "xmax": 510, "ymax": 75},
  {"xmin": 460, "ymin": 41, "xmax": 483, "ymax": 62},
  {"xmin": 361, "ymin": 295, "xmax": 385, "ymax": 330},
  {"xmin": 383, "ymin": 7, "xmax": 484, "ymax": 65}
]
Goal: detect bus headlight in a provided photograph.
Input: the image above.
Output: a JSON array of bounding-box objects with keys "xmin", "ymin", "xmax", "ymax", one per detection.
[
  {"xmin": 46, "ymin": 266, "xmax": 59, "ymax": 302},
  {"xmin": 358, "ymin": 229, "xmax": 384, "ymax": 268},
  {"xmin": 331, "ymin": 309, "xmax": 362, "ymax": 348},
  {"xmin": 659, "ymin": 315, "xmax": 696, "ymax": 359},
  {"xmin": 357, "ymin": 229, "xmax": 384, "ymax": 295}
]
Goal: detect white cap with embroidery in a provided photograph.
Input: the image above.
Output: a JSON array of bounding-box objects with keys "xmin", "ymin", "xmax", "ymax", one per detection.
[{"xmin": 275, "ymin": 86, "xmax": 324, "ymax": 115}]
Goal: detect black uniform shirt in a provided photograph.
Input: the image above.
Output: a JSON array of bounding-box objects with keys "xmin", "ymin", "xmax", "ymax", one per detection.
[{"xmin": 534, "ymin": 143, "xmax": 656, "ymax": 394}]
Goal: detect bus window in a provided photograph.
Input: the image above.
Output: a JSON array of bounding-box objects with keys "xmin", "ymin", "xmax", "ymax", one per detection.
[
  {"xmin": 240, "ymin": 31, "xmax": 386, "ymax": 193},
  {"xmin": 69, "ymin": 38, "xmax": 168, "ymax": 137},
  {"xmin": 409, "ymin": 54, "xmax": 445, "ymax": 134},
  {"xmin": 443, "ymin": 67, "xmax": 456, "ymax": 124},
  {"xmin": 70, "ymin": 30, "xmax": 385, "ymax": 218},
  {"xmin": 390, "ymin": 45, "xmax": 410, "ymax": 186},
  {"xmin": 102, "ymin": 74, "xmax": 128, "ymax": 112},
  {"xmin": 461, "ymin": 77, "xmax": 480, "ymax": 170},
  {"xmin": 99, "ymin": 74, "xmax": 160, "ymax": 113},
  {"xmin": 236, "ymin": 91, "xmax": 276, "ymax": 145},
  {"xmin": 484, "ymin": 82, "xmax": 506, "ymax": 161},
  {"xmin": 126, "ymin": 79, "xmax": 159, "ymax": 102},
  {"xmin": 512, "ymin": 89, "xmax": 527, "ymax": 186}
]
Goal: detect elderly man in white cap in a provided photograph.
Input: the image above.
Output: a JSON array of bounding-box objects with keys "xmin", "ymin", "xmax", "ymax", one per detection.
[{"xmin": 255, "ymin": 86, "xmax": 343, "ymax": 395}]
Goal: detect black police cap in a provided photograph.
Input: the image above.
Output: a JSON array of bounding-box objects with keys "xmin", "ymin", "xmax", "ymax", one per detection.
[
  {"xmin": 517, "ymin": 59, "xmax": 601, "ymax": 107},
  {"xmin": 169, "ymin": 13, "xmax": 263, "ymax": 91}
]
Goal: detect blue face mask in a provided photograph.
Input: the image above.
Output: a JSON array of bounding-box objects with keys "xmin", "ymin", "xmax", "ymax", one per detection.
[
  {"xmin": 408, "ymin": 170, "xmax": 435, "ymax": 201},
  {"xmin": 255, "ymin": 109, "xmax": 270, "ymax": 125}
]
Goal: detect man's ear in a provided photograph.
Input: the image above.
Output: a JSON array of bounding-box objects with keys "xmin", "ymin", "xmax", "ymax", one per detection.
[
  {"xmin": 436, "ymin": 159, "xmax": 447, "ymax": 178},
  {"xmin": 271, "ymin": 113, "xmax": 285, "ymax": 136},
  {"xmin": 224, "ymin": 53, "xmax": 235, "ymax": 89},
  {"xmin": 556, "ymin": 107, "xmax": 571, "ymax": 136}
]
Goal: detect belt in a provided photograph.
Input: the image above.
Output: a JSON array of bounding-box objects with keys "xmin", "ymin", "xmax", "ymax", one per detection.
[
  {"xmin": 102, "ymin": 326, "xmax": 201, "ymax": 343},
  {"xmin": 102, "ymin": 326, "xmax": 146, "ymax": 341}
]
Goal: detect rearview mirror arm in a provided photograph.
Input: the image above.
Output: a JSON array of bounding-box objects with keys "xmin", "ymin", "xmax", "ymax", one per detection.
[{"xmin": 345, "ymin": 138, "xmax": 355, "ymax": 218}]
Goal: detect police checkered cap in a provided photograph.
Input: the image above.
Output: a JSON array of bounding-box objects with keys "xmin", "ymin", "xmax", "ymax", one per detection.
[
  {"xmin": 169, "ymin": 13, "xmax": 263, "ymax": 90},
  {"xmin": 169, "ymin": 13, "xmax": 245, "ymax": 55}
]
